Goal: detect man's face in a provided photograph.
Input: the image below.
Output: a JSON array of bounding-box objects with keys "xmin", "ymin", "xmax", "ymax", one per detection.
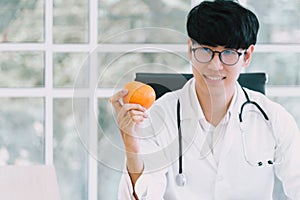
[{"xmin": 188, "ymin": 39, "xmax": 254, "ymax": 97}]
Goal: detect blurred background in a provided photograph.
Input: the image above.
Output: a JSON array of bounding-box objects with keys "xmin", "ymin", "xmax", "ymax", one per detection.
[{"xmin": 0, "ymin": 0, "xmax": 299, "ymax": 199}]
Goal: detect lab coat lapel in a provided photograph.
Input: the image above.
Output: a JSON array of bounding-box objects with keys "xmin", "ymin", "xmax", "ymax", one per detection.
[
  {"xmin": 178, "ymin": 79, "xmax": 218, "ymax": 170},
  {"xmin": 180, "ymin": 118, "xmax": 200, "ymax": 156},
  {"xmin": 218, "ymin": 110, "xmax": 239, "ymax": 165},
  {"xmin": 181, "ymin": 118, "xmax": 218, "ymax": 171},
  {"xmin": 178, "ymin": 79, "xmax": 199, "ymax": 151},
  {"xmin": 218, "ymin": 85, "xmax": 245, "ymax": 166}
]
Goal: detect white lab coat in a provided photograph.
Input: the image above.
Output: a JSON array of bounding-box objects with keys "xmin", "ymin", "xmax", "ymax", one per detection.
[{"xmin": 118, "ymin": 78, "xmax": 300, "ymax": 200}]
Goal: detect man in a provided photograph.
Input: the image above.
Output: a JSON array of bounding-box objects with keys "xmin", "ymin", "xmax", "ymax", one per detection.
[{"xmin": 110, "ymin": 0, "xmax": 300, "ymax": 199}]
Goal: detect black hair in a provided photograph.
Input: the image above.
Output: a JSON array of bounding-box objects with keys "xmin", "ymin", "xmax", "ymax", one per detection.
[{"xmin": 186, "ymin": 0, "xmax": 259, "ymax": 49}]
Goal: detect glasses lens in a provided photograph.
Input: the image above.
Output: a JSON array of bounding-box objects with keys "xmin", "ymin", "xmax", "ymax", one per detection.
[
  {"xmin": 220, "ymin": 50, "xmax": 239, "ymax": 65},
  {"xmin": 194, "ymin": 47, "xmax": 213, "ymax": 63}
]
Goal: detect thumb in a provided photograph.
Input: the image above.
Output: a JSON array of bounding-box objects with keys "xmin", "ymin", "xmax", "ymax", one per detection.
[{"xmin": 109, "ymin": 89, "xmax": 128, "ymax": 113}]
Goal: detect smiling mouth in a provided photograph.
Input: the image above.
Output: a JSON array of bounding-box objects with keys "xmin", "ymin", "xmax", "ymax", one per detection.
[{"xmin": 204, "ymin": 75, "xmax": 225, "ymax": 81}]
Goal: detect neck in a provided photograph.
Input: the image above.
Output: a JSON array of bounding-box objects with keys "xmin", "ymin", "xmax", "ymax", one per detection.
[{"xmin": 196, "ymin": 85, "xmax": 235, "ymax": 126}]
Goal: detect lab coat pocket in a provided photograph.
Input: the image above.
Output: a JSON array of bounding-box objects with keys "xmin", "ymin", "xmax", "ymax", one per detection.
[
  {"xmin": 240, "ymin": 110, "xmax": 276, "ymax": 167},
  {"xmin": 241, "ymin": 125, "xmax": 276, "ymax": 167}
]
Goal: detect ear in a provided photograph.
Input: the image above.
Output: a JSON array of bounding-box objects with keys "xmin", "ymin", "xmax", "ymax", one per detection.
[
  {"xmin": 243, "ymin": 45, "xmax": 255, "ymax": 67},
  {"xmin": 188, "ymin": 38, "xmax": 192, "ymax": 60}
]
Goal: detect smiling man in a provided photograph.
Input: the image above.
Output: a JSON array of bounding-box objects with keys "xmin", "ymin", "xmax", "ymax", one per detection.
[{"xmin": 110, "ymin": 0, "xmax": 300, "ymax": 199}]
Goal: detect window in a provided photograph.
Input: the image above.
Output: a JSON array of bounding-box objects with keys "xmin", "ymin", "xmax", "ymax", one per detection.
[{"xmin": 0, "ymin": 0, "xmax": 299, "ymax": 199}]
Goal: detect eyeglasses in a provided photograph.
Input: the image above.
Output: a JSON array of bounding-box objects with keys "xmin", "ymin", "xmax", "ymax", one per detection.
[{"xmin": 191, "ymin": 46, "xmax": 246, "ymax": 66}]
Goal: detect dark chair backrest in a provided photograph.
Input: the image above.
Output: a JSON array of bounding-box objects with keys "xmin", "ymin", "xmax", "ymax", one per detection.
[{"xmin": 135, "ymin": 72, "xmax": 267, "ymax": 99}]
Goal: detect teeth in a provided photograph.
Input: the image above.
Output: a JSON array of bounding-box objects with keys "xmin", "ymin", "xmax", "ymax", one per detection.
[{"xmin": 206, "ymin": 75, "xmax": 223, "ymax": 80}]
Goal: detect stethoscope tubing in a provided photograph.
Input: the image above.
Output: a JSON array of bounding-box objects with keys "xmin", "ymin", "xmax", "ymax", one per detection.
[
  {"xmin": 175, "ymin": 87, "xmax": 280, "ymax": 187},
  {"xmin": 176, "ymin": 100, "xmax": 187, "ymax": 186}
]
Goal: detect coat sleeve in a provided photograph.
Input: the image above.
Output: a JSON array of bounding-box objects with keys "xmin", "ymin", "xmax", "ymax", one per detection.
[
  {"xmin": 117, "ymin": 130, "xmax": 170, "ymax": 200},
  {"xmin": 117, "ymin": 99, "xmax": 177, "ymax": 200},
  {"xmin": 118, "ymin": 168, "xmax": 167, "ymax": 200},
  {"xmin": 273, "ymin": 105, "xmax": 300, "ymax": 199}
]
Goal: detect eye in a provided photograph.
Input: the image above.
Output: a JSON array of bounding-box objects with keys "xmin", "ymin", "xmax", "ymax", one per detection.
[
  {"xmin": 222, "ymin": 50, "xmax": 237, "ymax": 55},
  {"xmin": 201, "ymin": 47, "xmax": 211, "ymax": 53}
]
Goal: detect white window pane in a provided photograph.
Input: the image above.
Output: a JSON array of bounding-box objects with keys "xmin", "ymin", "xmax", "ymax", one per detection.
[
  {"xmin": 0, "ymin": 98, "xmax": 44, "ymax": 165},
  {"xmin": 53, "ymin": 53, "xmax": 89, "ymax": 88},
  {"xmin": 97, "ymin": 52, "xmax": 190, "ymax": 88},
  {"xmin": 98, "ymin": 0, "xmax": 190, "ymax": 43},
  {"xmin": 247, "ymin": 0, "xmax": 300, "ymax": 44},
  {"xmin": 53, "ymin": 0, "xmax": 89, "ymax": 43},
  {"xmin": 98, "ymin": 98, "xmax": 124, "ymax": 200},
  {"xmin": 247, "ymin": 53, "xmax": 300, "ymax": 85},
  {"xmin": 0, "ymin": 0, "xmax": 44, "ymax": 43},
  {"xmin": 53, "ymin": 99, "xmax": 88, "ymax": 200},
  {"xmin": 0, "ymin": 52, "xmax": 44, "ymax": 87}
]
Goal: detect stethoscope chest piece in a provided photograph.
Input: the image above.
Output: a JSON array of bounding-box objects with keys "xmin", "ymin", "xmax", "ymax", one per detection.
[{"xmin": 176, "ymin": 173, "xmax": 187, "ymax": 187}]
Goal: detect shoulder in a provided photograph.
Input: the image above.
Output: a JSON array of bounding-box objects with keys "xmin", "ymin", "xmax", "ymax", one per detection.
[
  {"xmin": 149, "ymin": 89, "xmax": 181, "ymax": 120},
  {"xmin": 244, "ymin": 88, "xmax": 284, "ymax": 112},
  {"xmin": 150, "ymin": 78, "xmax": 190, "ymax": 114},
  {"xmin": 152, "ymin": 77, "xmax": 193, "ymax": 109},
  {"xmin": 244, "ymin": 88, "xmax": 298, "ymax": 132},
  {"xmin": 244, "ymin": 88, "xmax": 287, "ymax": 116},
  {"xmin": 145, "ymin": 84, "xmax": 187, "ymax": 132}
]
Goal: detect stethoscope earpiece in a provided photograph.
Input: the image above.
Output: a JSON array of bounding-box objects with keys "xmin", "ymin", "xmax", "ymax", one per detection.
[
  {"xmin": 257, "ymin": 160, "xmax": 274, "ymax": 166},
  {"xmin": 267, "ymin": 160, "xmax": 273, "ymax": 165},
  {"xmin": 176, "ymin": 173, "xmax": 187, "ymax": 187}
]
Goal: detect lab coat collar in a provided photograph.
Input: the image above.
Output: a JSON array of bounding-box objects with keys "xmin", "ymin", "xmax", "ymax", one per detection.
[
  {"xmin": 179, "ymin": 78, "xmax": 238, "ymax": 123},
  {"xmin": 179, "ymin": 78, "xmax": 204, "ymax": 121},
  {"xmin": 178, "ymin": 79, "xmax": 247, "ymax": 170},
  {"xmin": 217, "ymin": 84, "xmax": 250, "ymax": 166}
]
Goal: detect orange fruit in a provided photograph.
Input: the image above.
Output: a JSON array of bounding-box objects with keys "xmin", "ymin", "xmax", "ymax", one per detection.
[{"xmin": 122, "ymin": 81, "xmax": 156, "ymax": 109}]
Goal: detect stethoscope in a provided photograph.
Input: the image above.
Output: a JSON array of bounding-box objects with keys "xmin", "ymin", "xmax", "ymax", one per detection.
[{"xmin": 175, "ymin": 87, "xmax": 280, "ymax": 187}]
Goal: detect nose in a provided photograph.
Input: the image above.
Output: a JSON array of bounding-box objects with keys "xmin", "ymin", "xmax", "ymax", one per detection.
[{"xmin": 207, "ymin": 52, "xmax": 223, "ymax": 70}]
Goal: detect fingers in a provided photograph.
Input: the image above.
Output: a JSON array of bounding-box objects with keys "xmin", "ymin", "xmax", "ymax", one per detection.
[
  {"xmin": 128, "ymin": 109, "xmax": 148, "ymax": 122},
  {"xmin": 116, "ymin": 103, "xmax": 148, "ymax": 135},
  {"xmin": 125, "ymin": 105, "xmax": 148, "ymax": 124},
  {"xmin": 110, "ymin": 89, "xmax": 149, "ymax": 132},
  {"xmin": 110, "ymin": 90, "xmax": 150, "ymax": 153},
  {"xmin": 110, "ymin": 89, "xmax": 148, "ymax": 116},
  {"xmin": 118, "ymin": 103, "xmax": 147, "ymax": 122}
]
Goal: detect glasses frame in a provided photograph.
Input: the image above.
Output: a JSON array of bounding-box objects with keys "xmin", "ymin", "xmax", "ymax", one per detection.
[{"xmin": 191, "ymin": 45, "xmax": 246, "ymax": 66}]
